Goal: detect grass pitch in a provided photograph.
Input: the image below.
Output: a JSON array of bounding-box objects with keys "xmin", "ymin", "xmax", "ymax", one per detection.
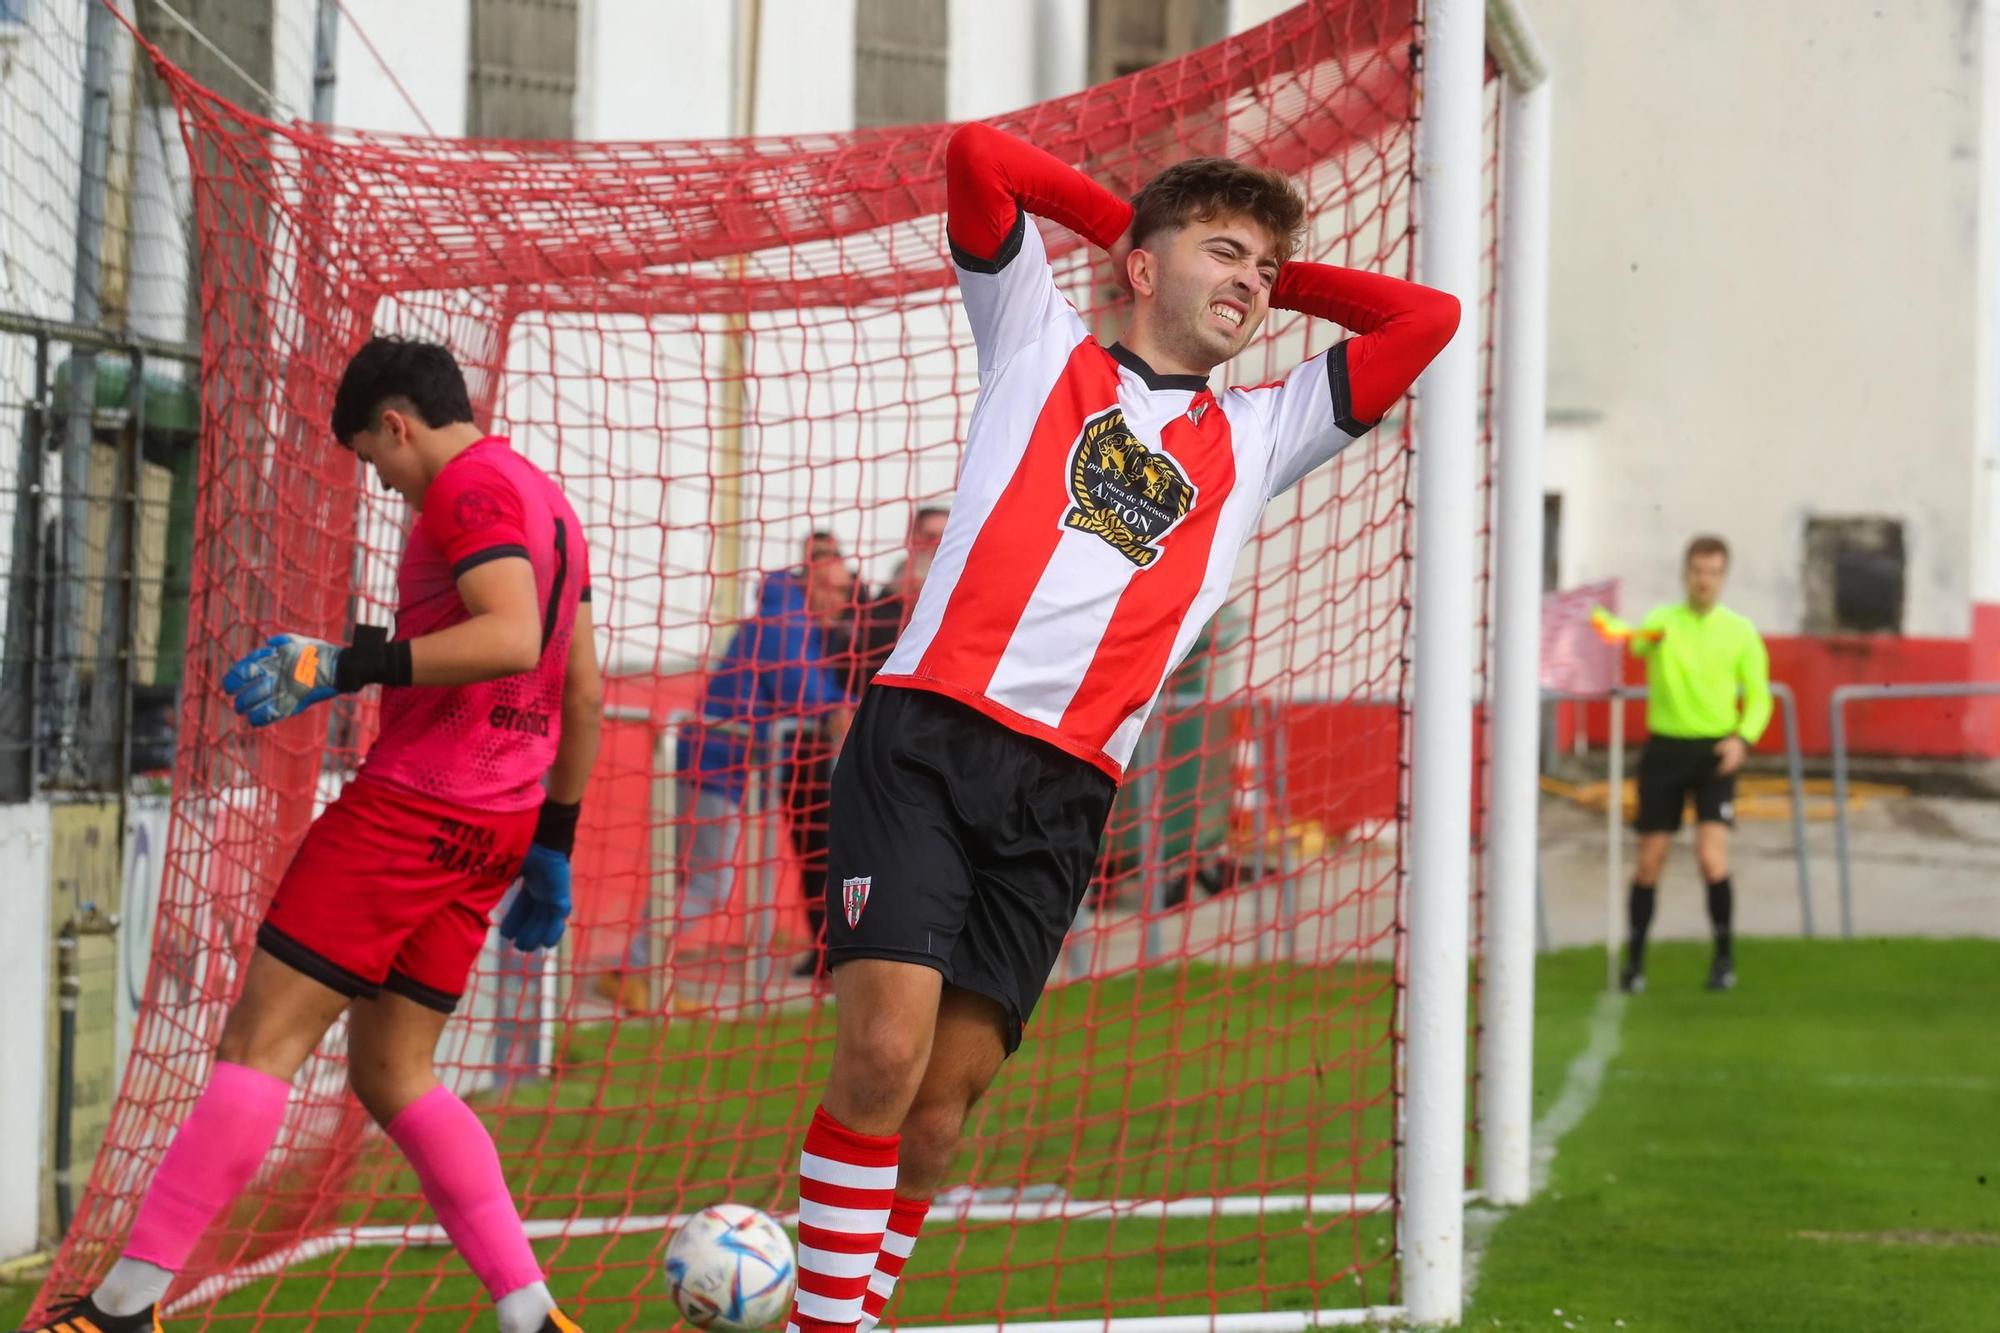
[
  {"xmin": 1468, "ymin": 938, "xmax": 1999, "ymax": 1332},
  {"xmin": 6, "ymin": 938, "xmax": 1992, "ymax": 1331}
]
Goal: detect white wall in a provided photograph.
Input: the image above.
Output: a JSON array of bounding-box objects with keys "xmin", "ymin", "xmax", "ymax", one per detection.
[
  {"xmin": 948, "ymin": 0, "xmax": 1034, "ymax": 121},
  {"xmin": 1534, "ymin": 0, "xmax": 1985, "ymax": 635},
  {"xmin": 1977, "ymin": 0, "xmax": 2000, "ymax": 607},
  {"xmin": 1032, "ymin": 0, "xmax": 1089, "ymax": 102},
  {"xmin": 0, "ymin": 802, "xmax": 52, "ymax": 1261},
  {"xmin": 580, "ymin": 0, "xmax": 736, "ymax": 139},
  {"xmin": 114, "ymin": 796, "xmax": 172, "ymax": 1087},
  {"xmin": 330, "ymin": 0, "xmax": 470, "ymax": 135}
]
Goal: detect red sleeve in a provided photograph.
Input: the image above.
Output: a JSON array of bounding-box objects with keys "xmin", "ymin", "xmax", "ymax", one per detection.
[
  {"xmin": 1270, "ymin": 264, "xmax": 1460, "ymax": 428},
  {"xmin": 945, "ymin": 122, "xmax": 1133, "ymax": 264},
  {"xmin": 419, "ymin": 460, "xmax": 531, "ymax": 575}
]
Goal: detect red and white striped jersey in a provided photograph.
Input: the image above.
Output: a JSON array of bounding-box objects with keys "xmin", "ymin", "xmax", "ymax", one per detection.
[{"xmin": 876, "ymin": 217, "xmax": 1368, "ymax": 779}]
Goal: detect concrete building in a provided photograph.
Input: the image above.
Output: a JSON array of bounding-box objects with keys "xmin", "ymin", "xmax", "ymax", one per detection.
[{"xmin": 1532, "ymin": 0, "xmax": 2000, "ymax": 756}]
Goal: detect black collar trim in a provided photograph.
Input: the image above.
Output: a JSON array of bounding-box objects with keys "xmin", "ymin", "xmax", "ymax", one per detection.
[{"xmin": 1109, "ymin": 343, "xmax": 1209, "ymax": 393}]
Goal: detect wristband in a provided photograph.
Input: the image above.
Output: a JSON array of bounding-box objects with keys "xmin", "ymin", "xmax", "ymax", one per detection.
[
  {"xmin": 334, "ymin": 624, "xmax": 414, "ymax": 692},
  {"xmin": 535, "ymin": 799, "xmax": 582, "ymax": 857}
]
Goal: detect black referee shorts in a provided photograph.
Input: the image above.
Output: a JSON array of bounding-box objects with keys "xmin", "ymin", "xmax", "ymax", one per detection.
[
  {"xmin": 1634, "ymin": 735, "xmax": 1736, "ymax": 833},
  {"xmin": 823, "ymin": 684, "xmax": 1115, "ymax": 1054}
]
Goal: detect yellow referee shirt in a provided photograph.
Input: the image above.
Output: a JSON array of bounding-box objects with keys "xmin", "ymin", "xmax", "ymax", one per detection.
[{"xmin": 1630, "ymin": 602, "xmax": 1772, "ymax": 744}]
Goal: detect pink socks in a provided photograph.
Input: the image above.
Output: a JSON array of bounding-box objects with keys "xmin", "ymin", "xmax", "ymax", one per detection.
[
  {"xmin": 124, "ymin": 1061, "xmax": 290, "ymax": 1271},
  {"xmin": 385, "ymin": 1084, "xmax": 544, "ymax": 1301}
]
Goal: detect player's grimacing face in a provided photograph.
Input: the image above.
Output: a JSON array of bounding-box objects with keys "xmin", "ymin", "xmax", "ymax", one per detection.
[{"xmin": 1151, "ymin": 216, "xmax": 1279, "ymax": 367}]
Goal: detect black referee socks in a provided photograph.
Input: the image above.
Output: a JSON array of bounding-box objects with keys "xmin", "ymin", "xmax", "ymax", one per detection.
[
  {"xmin": 1627, "ymin": 882, "xmax": 1657, "ymax": 969},
  {"xmin": 1706, "ymin": 876, "xmax": 1734, "ymax": 960}
]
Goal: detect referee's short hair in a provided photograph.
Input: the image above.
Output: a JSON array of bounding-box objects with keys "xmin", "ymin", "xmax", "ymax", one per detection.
[{"xmin": 1684, "ymin": 534, "xmax": 1730, "ymax": 566}]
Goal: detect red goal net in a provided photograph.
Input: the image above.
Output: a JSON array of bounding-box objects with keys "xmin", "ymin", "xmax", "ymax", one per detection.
[{"xmin": 41, "ymin": 2, "xmax": 1498, "ymax": 1327}]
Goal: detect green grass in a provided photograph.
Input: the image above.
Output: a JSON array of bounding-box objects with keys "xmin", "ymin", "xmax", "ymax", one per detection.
[
  {"xmin": 8, "ymin": 939, "xmax": 1991, "ymax": 1331},
  {"xmin": 8, "ymin": 962, "xmax": 1401, "ymax": 1330},
  {"xmin": 1468, "ymin": 937, "xmax": 2000, "ymax": 1332}
]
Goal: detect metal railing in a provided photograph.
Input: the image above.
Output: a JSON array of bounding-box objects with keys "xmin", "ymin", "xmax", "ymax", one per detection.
[
  {"xmin": 1, "ymin": 308, "xmax": 200, "ymax": 799},
  {"xmin": 1828, "ymin": 681, "xmax": 2000, "ymax": 938},
  {"xmin": 602, "ymin": 703, "xmax": 808, "ymax": 1001}
]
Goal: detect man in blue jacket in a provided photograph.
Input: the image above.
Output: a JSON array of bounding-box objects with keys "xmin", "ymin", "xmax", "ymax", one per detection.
[{"xmin": 596, "ymin": 555, "xmax": 854, "ymax": 1012}]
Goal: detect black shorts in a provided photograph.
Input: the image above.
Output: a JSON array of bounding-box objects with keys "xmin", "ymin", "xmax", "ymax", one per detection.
[
  {"xmin": 823, "ymin": 684, "xmax": 1116, "ymax": 1054},
  {"xmin": 1635, "ymin": 735, "xmax": 1736, "ymax": 832}
]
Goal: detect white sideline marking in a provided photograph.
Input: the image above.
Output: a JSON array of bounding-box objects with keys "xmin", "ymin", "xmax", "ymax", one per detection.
[{"xmin": 1462, "ymin": 991, "xmax": 1627, "ymax": 1300}]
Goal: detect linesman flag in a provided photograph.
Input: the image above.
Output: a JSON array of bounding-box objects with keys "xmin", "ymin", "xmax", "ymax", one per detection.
[{"xmin": 1541, "ymin": 579, "xmax": 1622, "ymax": 694}]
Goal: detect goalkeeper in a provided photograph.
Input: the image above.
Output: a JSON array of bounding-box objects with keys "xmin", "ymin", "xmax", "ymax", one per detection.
[
  {"xmin": 26, "ymin": 338, "xmax": 598, "ymax": 1333},
  {"xmin": 1597, "ymin": 535, "xmax": 1770, "ymax": 993}
]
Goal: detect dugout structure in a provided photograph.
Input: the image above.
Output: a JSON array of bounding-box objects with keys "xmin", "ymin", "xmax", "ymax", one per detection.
[{"xmin": 41, "ymin": 0, "xmax": 1552, "ymax": 1327}]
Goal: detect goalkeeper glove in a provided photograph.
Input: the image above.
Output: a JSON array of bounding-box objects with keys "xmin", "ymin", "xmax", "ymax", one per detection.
[
  {"xmin": 221, "ymin": 626, "xmax": 413, "ymax": 727},
  {"xmin": 500, "ymin": 800, "xmax": 580, "ymax": 953}
]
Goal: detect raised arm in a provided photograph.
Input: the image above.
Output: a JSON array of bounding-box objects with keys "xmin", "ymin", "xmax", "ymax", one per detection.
[
  {"xmin": 945, "ymin": 122, "xmax": 1132, "ymax": 265},
  {"xmin": 1269, "ymin": 263, "xmax": 1460, "ymax": 430}
]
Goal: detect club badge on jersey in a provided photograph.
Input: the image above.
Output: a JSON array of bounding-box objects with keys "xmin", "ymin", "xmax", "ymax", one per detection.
[
  {"xmin": 1062, "ymin": 407, "xmax": 1196, "ymax": 568},
  {"xmin": 841, "ymin": 876, "xmax": 871, "ymax": 928}
]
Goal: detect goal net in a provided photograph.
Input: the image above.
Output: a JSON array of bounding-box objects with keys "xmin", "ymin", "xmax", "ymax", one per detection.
[{"xmin": 41, "ymin": 1, "xmax": 1503, "ymax": 1326}]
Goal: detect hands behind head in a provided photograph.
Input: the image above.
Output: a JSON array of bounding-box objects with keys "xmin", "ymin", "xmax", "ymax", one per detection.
[{"xmin": 1107, "ymin": 229, "xmax": 1136, "ymax": 294}]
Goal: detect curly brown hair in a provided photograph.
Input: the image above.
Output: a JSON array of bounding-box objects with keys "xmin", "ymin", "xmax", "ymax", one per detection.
[{"xmin": 1129, "ymin": 158, "xmax": 1307, "ymax": 263}]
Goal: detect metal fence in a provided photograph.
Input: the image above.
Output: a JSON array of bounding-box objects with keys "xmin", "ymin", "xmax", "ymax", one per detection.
[
  {"xmin": 0, "ymin": 310, "xmax": 198, "ymax": 799},
  {"xmin": 1828, "ymin": 681, "xmax": 2000, "ymax": 937}
]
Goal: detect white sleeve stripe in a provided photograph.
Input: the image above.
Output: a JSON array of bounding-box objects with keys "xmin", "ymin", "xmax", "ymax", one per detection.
[{"xmin": 800, "ymin": 1152, "xmax": 899, "ymax": 1191}]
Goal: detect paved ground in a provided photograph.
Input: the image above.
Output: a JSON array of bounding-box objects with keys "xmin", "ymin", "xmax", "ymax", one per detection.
[
  {"xmin": 1536, "ymin": 788, "xmax": 2000, "ymax": 948},
  {"xmin": 584, "ymin": 782, "xmax": 2000, "ymax": 1018}
]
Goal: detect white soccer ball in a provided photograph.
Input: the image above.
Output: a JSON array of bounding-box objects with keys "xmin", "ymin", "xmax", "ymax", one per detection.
[{"xmin": 664, "ymin": 1203, "xmax": 798, "ymax": 1331}]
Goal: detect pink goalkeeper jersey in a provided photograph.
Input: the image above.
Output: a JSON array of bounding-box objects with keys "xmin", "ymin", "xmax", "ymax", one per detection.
[{"xmin": 359, "ymin": 436, "xmax": 590, "ymax": 812}]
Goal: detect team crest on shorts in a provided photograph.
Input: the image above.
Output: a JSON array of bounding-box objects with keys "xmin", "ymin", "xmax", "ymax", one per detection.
[
  {"xmin": 841, "ymin": 875, "xmax": 872, "ymax": 928},
  {"xmin": 1062, "ymin": 406, "xmax": 1195, "ymax": 567}
]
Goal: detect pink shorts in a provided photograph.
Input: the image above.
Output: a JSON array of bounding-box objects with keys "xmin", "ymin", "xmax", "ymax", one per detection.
[{"xmin": 258, "ymin": 777, "xmax": 537, "ymax": 1012}]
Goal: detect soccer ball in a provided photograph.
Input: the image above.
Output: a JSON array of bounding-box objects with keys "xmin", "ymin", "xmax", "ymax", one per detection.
[{"xmin": 664, "ymin": 1203, "xmax": 798, "ymax": 1330}]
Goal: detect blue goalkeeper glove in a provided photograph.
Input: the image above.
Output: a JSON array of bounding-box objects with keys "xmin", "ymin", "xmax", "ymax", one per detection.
[
  {"xmin": 500, "ymin": 800, "xmax": 580, "ymax": 953},
  {"xmin": 222, "ymin": 634, "xmax": 344, "ymax": 726},
  {"xmin": 221, "ymin": 626, "xmax": 412, "ymax": 727}
]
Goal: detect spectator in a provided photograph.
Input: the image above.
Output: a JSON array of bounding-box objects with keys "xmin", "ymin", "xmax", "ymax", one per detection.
[
  {"xmin": 845, "ymin": 507, "xmax": 948, "ymax": 692},
  {"xmin": 787, "ymin": 509, "xmax": 948, "ymax": 977},
  {"xmin": 1603, "ymin": 534, "xmax": 1771, "ymax": 994},
  {"xmin": 805, "ymin": 529, "xmax": 841, "ymax": 564},
  {"xmin": 595, "ymin": 556, "xmax": 854, "ymax": 1014}
]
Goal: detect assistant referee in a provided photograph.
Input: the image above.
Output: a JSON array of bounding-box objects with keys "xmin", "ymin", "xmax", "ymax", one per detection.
[{"xmin": 1611, "ymin": 535, "xmax": 1771, "ymax": 993}]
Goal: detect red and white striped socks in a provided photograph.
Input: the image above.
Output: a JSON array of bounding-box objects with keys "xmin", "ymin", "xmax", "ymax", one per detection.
[
  {"xmin": 857, "ymin": 1194, "xmax": 931, "ymax": 1333},
  {"xmin": 786, "ymin": 1107, "xmax": 900, "ymax": 1333}
]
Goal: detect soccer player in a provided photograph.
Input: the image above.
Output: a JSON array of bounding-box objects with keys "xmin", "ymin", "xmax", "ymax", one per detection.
[
  {"xmin": 1601, "ymin": 536, "xmax": 1771, "ymax": 993},
  {"xmin": 779, "ymin": 123, "xmax": 1459, "ymax": 1333},
  {"xmin": 24, "ymin": 338, "xmax": 599, "ymax": 1333}
]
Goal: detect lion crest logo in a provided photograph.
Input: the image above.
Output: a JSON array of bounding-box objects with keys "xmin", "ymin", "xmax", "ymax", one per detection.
[{"xmin": 1062, "ymin": 407, "xmax": 1196, "ymax": 567}]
